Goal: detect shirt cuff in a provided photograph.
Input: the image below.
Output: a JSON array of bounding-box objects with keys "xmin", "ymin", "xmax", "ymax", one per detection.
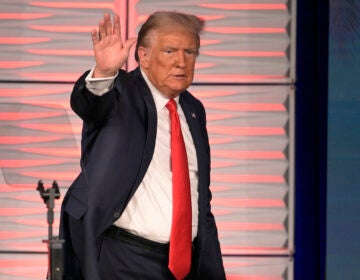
[{"xmin": 85, "ymin": 66, "xmax": 118, "ymax": 96}]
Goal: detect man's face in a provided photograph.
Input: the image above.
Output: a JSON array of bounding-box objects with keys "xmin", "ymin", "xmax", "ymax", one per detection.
[{"xmin": 138, "ymin": 27, "xmax": 198, "ymax": 98}]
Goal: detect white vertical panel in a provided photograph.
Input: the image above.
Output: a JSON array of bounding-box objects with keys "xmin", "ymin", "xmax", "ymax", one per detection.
[
  {"xmin": 223, "ymin": 256, "xmax": 293, "ymax": 280},
  {"xmin": 0, "ymin": 0, "xmax": 296, "ymax": 279},
  {"xmin": 188, "ymin": 85, "xmax": 294, "ymax": 255}
]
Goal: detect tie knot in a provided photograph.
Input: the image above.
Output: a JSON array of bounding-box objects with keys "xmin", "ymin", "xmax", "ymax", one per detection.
[{"xmin": 166, "ymin": 98, "xmax": 177, "ymax": 112}]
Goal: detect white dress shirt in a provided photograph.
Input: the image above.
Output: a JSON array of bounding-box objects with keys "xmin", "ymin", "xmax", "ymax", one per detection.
[{"xmin": 85, "ymin": 67, "xmax": 199, "ymax": 243}]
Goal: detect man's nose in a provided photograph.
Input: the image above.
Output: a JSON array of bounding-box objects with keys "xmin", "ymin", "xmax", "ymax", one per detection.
[{"xmin": 176, "ymin": 52, "xmax": 186, "ymax": 67}]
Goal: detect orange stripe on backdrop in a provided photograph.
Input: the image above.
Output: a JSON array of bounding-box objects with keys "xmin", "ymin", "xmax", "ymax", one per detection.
[
  {"xmin": 191, "ymin": 90, "xmax": 239, "ymax": 98},
  {"xmin": 225, "ymin": 260, "xmax": 260, "ymax": 268},
  {"xmin": 18, "ymin": 72, "xmax": 79, "ymax": 82},
  {"xmin": 27, "ymin": 49, "xmax": 93, "ymax": 56},
  {"xmin": 14, "ymin": 194, "xmax": 64, "ymax": 203},
  {"xmin": 21, "ymin": 171, "xmax": 78, "ymax": 181},
  {"xmin": 200, "ymin": 4, "xmax": 287, "ymax": 10},
  {"xmin": 217, "ymin": 222, "xmax": 284, "ymax": 231},
  {"xmin": 212, "ymin": 150, "xmax": 285, "ymax": 159},
  {"xmin": 199, "ymin": 39, "xmax": 222, "ymax": 46},
  {"xmin": 227, "ymin": 275, "xmax": 283, "ymax": 280},
  {"xmin": 30, "ymin": 1, "xmax": 114, "ymax": 9},
  {"xmin": 136, "ymin": 15, "xmax": 225, "ymax": 25},
  {"xmin": 19, "ymin": 147, "xmax": 79, "ymax": 157},
  {"xmin": 0, "ymin": 112, "xmax": 65, "ymax": 120},
  {"xmin": 2, "ymin": 271, "xmax": 46, "ymax": 280},
  {"xmin": 29, "ymin": 25, "xmax": 94, "ymax": 32},
  {"xmin": 0, "ymin": 231, "xmax": 45, "ymax": 240},
  {"xmin": 0, "ymin": 61, "xmax": 44, "ymax": 69},
  {"xmin": 0, "ymin": 136, "xmax": 63, "ymax": 145},
  {"xmin": 0, "ymin": 88, "xmax": 67, "ymax": 97},
  {"xmin": 0, "ymin": 183, "xmax": 44, "ymax": 191},
  {"xmin": 2, "ymin": 242, "xmax": 47, "ymax": 252},
  {"xmin": 0, "ymin": 159, "xmax": 69, "ymax": 168},
  {"xmin": 14, "ymin": 218, "xmax": 60, "ymax": 227},
  {"xmin": 0, "ymin": 259, "xmax": 45, "ymax": 268},
  {"xmin": 17, "ymin": 123, "xmax": 82, "ymax": 134},
  {"xmin": 213, "ymin": 198, "xmax": 285, "ymax": 208},
  {"xmin": 206, "ymin": 114, "xmax": 250, "ymax": 121},
  {"xmin": 18, "ymin": 101, "xmax": 70, "ymax": 110},
  {"xmin": 202, "ymin": 51, "xmax": 285, "ymax": 57},
  {"xmin": 209, "ymin": 138, "xmax": 237, "ymax": 145},
  {"xmin": 210, "ymin": 185, "xmax": 238, "ymax": 192},
  {"xmin": 0, "ymin": 208, "xmax": 44, "ymax": 217},
  {"xmin": 0, "ymin": 37, "xmax": 51, "ymax": 44},
  {"xmin": 205, "ymin": 27, "xmax": 286, "ymax": 34},
  {"xmin": 194, "ymin": 74, "xmax": 286, "ymax": 82},
  {"xmin": 222, "ymin": 246, "xmax": 290, "ymax": 255},
  {"xmin": 208, "ymin": 126, "xmax": 285, "ymax": 136},
  {"xmin": 211, "ymin": 160, "xmax": 244, "ymax": 169},
  {"xmin": 0, "ymin": 13, "xmax": 52, "ymax": 20},
  {"xmin": 212, "ymin": 174, "xmax": 285, "ymax": 184},
  {"xmin": 205, "ymin": 102, "xmax": 286, "ymax": 111},
  {"xmin": 194, "ymin": 62, "xmax": 217, "ymax": 70}
]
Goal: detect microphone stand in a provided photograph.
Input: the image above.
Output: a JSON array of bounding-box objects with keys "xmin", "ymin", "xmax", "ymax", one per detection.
[{"xmin": 37, "ymin": 180, "xmax": 65, "ymax": 280}]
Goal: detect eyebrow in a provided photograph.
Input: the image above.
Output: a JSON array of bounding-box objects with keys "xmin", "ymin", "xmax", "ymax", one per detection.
[{"xmin": 162, "ymin": 46, "xmax": 197, "ymax": 51}]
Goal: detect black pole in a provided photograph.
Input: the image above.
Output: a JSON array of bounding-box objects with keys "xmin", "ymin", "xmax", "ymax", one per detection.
[
  {"xmin": 37, "ymin": 180, "xmax": 65, "ymax": 280},
  {"xmin": 295, "ymin": 0, "xmax": 328, "ymax": 279}
]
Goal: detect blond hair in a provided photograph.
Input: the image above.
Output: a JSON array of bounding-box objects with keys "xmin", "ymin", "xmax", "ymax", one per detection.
[{"xmin": 135, "ymin": 11, "xmax": 205, "ymax": 62}]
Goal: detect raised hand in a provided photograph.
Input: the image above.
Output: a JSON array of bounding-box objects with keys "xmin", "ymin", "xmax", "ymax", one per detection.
[{"xmin": 91, "ymin": 13, "xmax": 137, "ymax": 78}]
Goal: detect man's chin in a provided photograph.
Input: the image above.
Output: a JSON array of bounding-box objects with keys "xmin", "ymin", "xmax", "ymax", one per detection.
[{"xmin": 171, "ymin": 82, "xmax": 190, "ymax": 92}]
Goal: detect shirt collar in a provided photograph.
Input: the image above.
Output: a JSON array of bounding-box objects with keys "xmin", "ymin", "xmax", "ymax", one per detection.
[{"xmin": 140, "ymin": 68, "xmax": 179, "ymax": 112}]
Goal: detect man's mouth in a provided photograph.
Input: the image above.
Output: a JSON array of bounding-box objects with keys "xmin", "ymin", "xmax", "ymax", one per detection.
[{"xmin": 173, "ymin": 74, "xmax": 186, "ymax": 78}]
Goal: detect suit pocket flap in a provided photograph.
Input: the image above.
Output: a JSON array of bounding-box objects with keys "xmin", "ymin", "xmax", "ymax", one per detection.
[{"xmin": 64, "ymin": 195, "xmax": 86, "ymax": 220}]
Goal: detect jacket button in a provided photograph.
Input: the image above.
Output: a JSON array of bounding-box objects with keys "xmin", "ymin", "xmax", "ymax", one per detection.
[{"xmin": 113, "ymin": 211, "xmax": 120, "ymax": 219}]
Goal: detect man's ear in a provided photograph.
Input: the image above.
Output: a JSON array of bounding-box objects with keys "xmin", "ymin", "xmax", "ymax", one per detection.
[{"xmin": 137, "ymin": 46, "xmax": 149, "ymax": 69}]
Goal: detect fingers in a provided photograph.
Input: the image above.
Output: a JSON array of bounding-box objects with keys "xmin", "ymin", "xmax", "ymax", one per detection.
[
  {"xmin": 113, "ymin": 13, "xmax": 122, "ymax": 42},
  {"xmin": 96, "ymin": 13, "xmax": 112, "ymax": 41},
  {"xmin": 104, "ymin": 13, "xmax": 112, "ymax": 37},
  {"xmin": 91, "ymin": 12, "xmax": 135, "ymax": 58},
  {"xmin": 91, "ymin": 28, "xmax": 99, "ymax": 45},
  {"xmin": 94, "ymin": 13, "xmax": 123, "ymax": 42}
]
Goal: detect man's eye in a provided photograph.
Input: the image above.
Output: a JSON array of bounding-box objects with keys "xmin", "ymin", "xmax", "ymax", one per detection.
[
  {"xmin": 185, "ymin": 50, "xmax": 196, "ymax": 56},
  {"xmin": 164, "ymin": 49, "xmax": 173, "ymax": 54}
]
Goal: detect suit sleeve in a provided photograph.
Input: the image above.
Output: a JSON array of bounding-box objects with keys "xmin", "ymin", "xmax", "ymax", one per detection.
[{"xmin": 70, "ymin": 70, "xmax": 117, "ymax": 128}]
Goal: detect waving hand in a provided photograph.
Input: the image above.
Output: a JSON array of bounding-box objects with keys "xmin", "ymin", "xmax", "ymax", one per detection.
[{"xmin": 91, "ymin": 13, "xmax": 136, "ymax": 78}]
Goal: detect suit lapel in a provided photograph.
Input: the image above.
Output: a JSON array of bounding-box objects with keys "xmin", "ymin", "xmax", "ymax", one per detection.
[
  {"xmin": 180, "ymin": 93, "xmax": 203, "ymax": 154},
  {"xmin": 127, "ymin": 69, "xmax": 157, "ymax": 199}
]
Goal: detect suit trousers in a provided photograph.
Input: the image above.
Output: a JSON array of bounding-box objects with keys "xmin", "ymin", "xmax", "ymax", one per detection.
[{"xmin": 68, "ymin": 215, "xmax": 196, "ymax": 279}]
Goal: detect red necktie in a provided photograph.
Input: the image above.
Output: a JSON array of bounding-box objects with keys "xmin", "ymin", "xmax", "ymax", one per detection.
[{"xmin": 166, "ymin": 99, "xmax": 192, "ymax": 280}]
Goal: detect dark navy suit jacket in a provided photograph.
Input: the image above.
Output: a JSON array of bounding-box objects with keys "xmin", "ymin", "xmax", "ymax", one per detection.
[{"xmin": 60, "ymin": 67, "xmax": 226, "ymax": 279}]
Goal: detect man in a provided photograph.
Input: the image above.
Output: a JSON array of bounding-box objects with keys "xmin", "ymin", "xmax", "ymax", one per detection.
[{"xmin": 60, "ymin": 11, "xmax": 226, "ymax": 280}]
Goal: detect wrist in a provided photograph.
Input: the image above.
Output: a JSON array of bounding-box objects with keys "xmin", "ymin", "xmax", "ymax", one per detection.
[{"xmin": 93, "ymin": 66, "xmax": 117, "ymax": 78}]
